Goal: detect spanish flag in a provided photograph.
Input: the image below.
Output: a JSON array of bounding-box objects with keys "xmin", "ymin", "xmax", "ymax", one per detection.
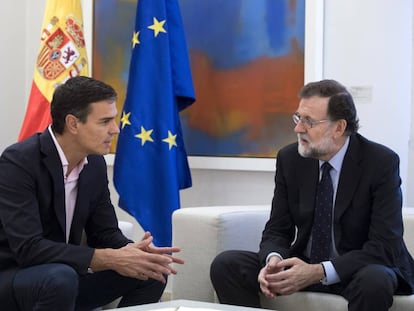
[{"xmin": 19, "ymin": 0, "xmax": 88, "ymax": 141}]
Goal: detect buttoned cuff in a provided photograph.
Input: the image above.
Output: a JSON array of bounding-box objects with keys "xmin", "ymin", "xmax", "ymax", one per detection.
[
  {"xmin": 321, "ymin": 261, "xmax": 341, "ymax": 285},
  {"xmin": 266, "ymin": 252, "xmax": 283, "ymax": 264}
]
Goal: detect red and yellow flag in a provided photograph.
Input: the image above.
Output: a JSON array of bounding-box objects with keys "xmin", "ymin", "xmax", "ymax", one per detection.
[{"xmin": 19, "ymin": 0, "xmax": 88, "ymax": 141}]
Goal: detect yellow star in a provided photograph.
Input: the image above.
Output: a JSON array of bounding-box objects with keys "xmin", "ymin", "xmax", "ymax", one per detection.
[
  {"xmin": 132, "ymin": 31, "xmax": 140, "ymax": 48},
  {"xmin": 120, "ymin": 111, "xmax": 131, "ymax": 129},
  {"xmin": 162, "ymin": 130, "xmax": 177, "ymax": 150},
  {"xmin": 135, "ymin": 126, "xmax": 154, "ymax": 146},
  {"xmin": 148, "ymin": 17, "xmax": 166, "ymax": 37}
]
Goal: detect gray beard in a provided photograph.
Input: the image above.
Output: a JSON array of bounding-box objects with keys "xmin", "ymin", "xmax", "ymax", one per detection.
[{"xmin": 297, "ymin": 136, "xmax": 334, "ymax": 159}]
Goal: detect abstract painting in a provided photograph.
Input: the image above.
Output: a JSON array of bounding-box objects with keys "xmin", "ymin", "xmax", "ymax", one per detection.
[{"xmin": 93, "ymin": 0, "xmax": 305, "ymax": 158}]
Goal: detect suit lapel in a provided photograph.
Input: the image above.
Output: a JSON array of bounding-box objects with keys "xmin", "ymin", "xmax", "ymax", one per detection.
[
  {"xmin": 298, "ymin": 157, "xmax": 319, "ymax": 223},
  {"xmin": 69, "ymin": 168, "xmax": 89, "ymax": 244},
  {"xmin": 334, "ymin": 134, "xmax": 363, "ymax": 221},
  {"xmin": 39, "ymin": 130, "xmax": 66, "ymax": 238}
]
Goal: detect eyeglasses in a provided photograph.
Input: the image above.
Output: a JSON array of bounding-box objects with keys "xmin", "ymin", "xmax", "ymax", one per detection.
[{"xmin": 292, "ymin": 113, "xmax": 329, "ymax": 129}]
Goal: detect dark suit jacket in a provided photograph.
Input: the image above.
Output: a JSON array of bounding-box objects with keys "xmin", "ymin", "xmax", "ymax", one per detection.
[
  {"xmin": 0, "ymin": 130, "xmax": 132, "ymax": 310},
  {"xmin": 259, "ymin": 133, "xmax": 414, "ymax": 293}
]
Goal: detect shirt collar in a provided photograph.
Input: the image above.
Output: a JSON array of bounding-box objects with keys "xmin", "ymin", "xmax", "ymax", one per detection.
[
  {"xmin": 48, "ymin": 126, "xmax": 88, "ymax": 177},
  {"xmin": 319, "ymin": 136, "xmax": 350, "ymax": 172}
]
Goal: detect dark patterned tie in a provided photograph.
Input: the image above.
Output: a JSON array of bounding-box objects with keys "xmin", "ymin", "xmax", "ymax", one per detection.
[{"xmin": 310, "ymin": 162, "xmax": 333, "ymax": 264}]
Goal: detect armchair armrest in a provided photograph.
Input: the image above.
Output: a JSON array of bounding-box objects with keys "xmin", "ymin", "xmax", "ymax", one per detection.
[
  {"xmin": 170, "ymin": 205, "xmax": 270, "ymax": 302},
  {"xmin": 118, "ymin": 220, "xmax": 134, "ymax": 240}
]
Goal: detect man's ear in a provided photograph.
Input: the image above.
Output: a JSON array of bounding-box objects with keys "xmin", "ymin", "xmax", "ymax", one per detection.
[
  {"xmin": 65, "ymin": 114, "xmax": 79, "ymax": 134},
  {"xmin": 334, "ymin": 119, "xmax": 347, "ymax": 137}
]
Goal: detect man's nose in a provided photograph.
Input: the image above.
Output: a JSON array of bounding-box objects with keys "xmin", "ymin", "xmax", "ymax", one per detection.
[
  {"xmin": 294, "ymin": 121, "xmax": 306, "ymax": 133},
  {"xmin": 111, "ymin": 119, "xmax": 120, "ymax": 134}
]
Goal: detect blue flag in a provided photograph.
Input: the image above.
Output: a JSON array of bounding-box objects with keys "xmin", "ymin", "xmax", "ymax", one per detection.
[{"xmin": 114, "ymin": 0, "xmax": 195, "ymax": 247}]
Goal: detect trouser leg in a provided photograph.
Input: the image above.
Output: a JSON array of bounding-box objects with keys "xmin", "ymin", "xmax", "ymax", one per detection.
[
  {"xmin": 118, "ymin": 275, "xmax": 166, "ymax": 307},
  {"xmin": 340, "ymin": 264, "xmax": 398, "ymax": 311},
  {"xmin": 13, "ymin": 263, "xmax": 166, "ymax": 311},
  {"xmin": 210, "ymin": 250, "xmax": 261, "ymax": 307},
  {"xmin": 76, "ymin": 270, "xmax": 166, "ymax": 310},
  {"xmin": 13, "ymin": 263, "xmax": 78, "ymax": 311}
]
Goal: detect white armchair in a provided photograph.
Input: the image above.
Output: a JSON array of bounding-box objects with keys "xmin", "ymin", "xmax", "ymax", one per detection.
[
  {"xmin": 117, "ymin": 220, "xmax": 134, "ymax": 241},
  {"xmin": 171, "ymin": 205, "xmax": 269, "ymax": 302},
  {"xmin": 171, "ymin": 206, "xmax": 414, "ymax": 311}
]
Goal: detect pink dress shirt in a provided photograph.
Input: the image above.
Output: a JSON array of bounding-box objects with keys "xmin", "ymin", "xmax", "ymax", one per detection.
[{"xmin": 48, "ymin": 126, "xmax": 88, "ymax": 242}]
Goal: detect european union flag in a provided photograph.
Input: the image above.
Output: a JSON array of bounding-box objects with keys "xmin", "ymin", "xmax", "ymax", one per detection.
[{"xmin": 114, "ymin": 0, "xmax": 195, "ymax": 247}]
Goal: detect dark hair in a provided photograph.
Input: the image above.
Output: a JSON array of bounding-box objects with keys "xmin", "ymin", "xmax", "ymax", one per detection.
[
  {"xmin": 51, "ymin": 76, "xmax": 117, "ymax": 134},
  {"xmin": 299, "ymin": 79, "xmax": 359, "ymax": 135}
]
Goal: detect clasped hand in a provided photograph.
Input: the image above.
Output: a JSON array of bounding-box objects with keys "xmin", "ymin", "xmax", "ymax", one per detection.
[
  {"xmin": 107, "ymin": 231, "xmax": 184, "ymax": 283},
  {"xmin": 258, "ymin": 257, "xmax": 323, "ymax": 298}
]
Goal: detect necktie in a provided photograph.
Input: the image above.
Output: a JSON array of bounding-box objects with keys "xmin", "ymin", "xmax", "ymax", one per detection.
[{"xmin": 310, "ymin": 162, "xmax": 333, "ymax": 264}]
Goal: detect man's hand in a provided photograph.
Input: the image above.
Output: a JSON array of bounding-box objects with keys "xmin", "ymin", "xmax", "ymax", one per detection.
[
  {"xmin": 259, "ymin": 257, "xmax": 325, "ymax": 298},
  {"xmin": 90, "ymin": 232, "xmax": 184, "ymax": 284},
  {"xmin": 131, "ymin": 231, "xmax": 184, "ymax": 266},
  {"xmin": 258, "ymin": 255, "xmax": 284, "ymax": 299}
]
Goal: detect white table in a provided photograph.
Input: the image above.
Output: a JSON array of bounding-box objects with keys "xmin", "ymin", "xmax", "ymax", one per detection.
[{"xmin": 105, "ymin": 299, "xmax": 274, "ymax": 311}]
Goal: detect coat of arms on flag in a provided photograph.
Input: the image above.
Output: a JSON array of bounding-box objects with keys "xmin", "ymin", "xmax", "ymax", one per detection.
[
  {"xmin": 37, "ymin": 15, "xmax": 87, "ymax": 82},
  {"xmin": 19, "ymin": 0, "xmax": 88, "ymax": 141}
]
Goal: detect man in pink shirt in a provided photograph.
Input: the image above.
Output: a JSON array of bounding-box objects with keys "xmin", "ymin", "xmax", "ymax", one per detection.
[{"xmin": 0, "ymin": 76, "xmax": 183, "ymax": 311}]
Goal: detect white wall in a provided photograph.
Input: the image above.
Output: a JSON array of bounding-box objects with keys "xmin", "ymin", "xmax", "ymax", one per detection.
[
  {"xmin": 0, "ymin": 1, "xmax": 29, "ymax": 151},
  {"xmin": 323, "ymin": 0, "xmax": 413, "ymax": 203},
  {"xmin": 1, "ymin": 0, "xmax": 413, "ymax": 225}
]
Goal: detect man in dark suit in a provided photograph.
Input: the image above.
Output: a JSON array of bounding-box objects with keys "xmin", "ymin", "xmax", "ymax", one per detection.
[
  {"xmin": 0, "ymin": 76, "xmax": 183, "ymax": 311},
  {"xmin": 210, "ymin": 79, "xmax": 414, "ymax": 311}
]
